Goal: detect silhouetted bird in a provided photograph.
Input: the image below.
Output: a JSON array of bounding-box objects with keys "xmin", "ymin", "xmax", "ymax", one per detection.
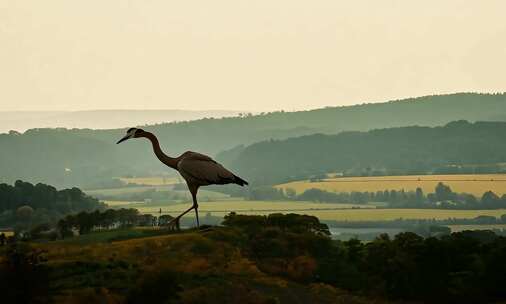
[{"xmin": 117, "ymin": 128, "xmax": 248, "ymax": 228}]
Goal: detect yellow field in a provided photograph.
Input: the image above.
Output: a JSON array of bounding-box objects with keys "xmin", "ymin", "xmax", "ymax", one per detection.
[
  {"xmin": 119, "ymin": 176, "xmax": 181, "ymax": 186},
  {"xmin": 116, "ymin": 200, "xmax": 376, "ymax": 215},
  {"xmin": 104, "ymin": 200, "xmax": 146, "ymax": 207},
  {"xmin": 106, "ymin": 199, "xmax": 506, "ymax": 222},
  {"xmin": 276, "ymin": 174, "xmax": 506, "ymax": 197},
  {"xmin": 0, "ymin": 230, "xmax": 14, "ymax": 237}
]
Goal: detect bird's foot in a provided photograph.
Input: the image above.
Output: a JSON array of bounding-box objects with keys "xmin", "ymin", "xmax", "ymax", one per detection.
[
  {"xmin": 197, "ymin": 225, "xmax": 215, "ymax": 233},
  {"xmin": 167, "ymin": 217, "xmax": 181, "ymax": 231}
]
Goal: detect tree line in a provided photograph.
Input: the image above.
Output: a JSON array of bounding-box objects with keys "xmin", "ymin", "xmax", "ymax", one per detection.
[
  {"xmin": 217, "ymin": 182, "xmax": 506, "ymax": 209},
  {"xmin": 57, "ymin": 208, "xmax": 141, "ymax": 236},
  {"xmin": 296, "ymin": 182, "xmax": 506, "ymax": 209}
]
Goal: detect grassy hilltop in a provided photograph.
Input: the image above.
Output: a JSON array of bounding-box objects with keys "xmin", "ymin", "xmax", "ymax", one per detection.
[{"xmin": 2, "ymin": 213, "xmax": 506, "ymax": 304}]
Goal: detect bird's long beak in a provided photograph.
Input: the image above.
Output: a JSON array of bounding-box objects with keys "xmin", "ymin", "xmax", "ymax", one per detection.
[{"xmin": 116, "ymin": 134, "xmax": 131, "ymax": 144}]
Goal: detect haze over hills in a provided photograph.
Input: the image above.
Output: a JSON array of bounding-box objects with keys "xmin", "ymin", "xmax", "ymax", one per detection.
[
  {"xmin": 1, "ymin": 93, "xmax": 506, "ymax": 188},
  {"xmin": 0, "ymin": 109, "xmax": 243, "ymax": 133}
]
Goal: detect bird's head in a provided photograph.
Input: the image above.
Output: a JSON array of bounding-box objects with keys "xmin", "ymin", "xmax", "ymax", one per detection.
[{"xmin": 116, "ymin": 128, "xmax": 146, "ymax": 144}]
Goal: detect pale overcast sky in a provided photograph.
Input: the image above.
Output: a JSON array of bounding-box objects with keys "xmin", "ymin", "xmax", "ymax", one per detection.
[{"xmin": 1, "ymin": 1, "xmax": 505, "ymax": 111}]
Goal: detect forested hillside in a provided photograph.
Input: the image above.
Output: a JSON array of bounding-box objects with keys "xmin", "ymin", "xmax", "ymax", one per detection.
[
  {"xmin": 221, "ymin": 121, "xmax": 506, "ymax": 185},
  {"xmin": 0, "ymin": 180, "xmax": 104, "ymax": 229},
  {"xmin": 1, "ymin": 93, "xmax": 506, "ymax": 188}
]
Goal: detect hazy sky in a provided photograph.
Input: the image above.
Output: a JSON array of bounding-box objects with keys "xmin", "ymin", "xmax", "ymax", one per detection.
[{"xmin": 1, "ymin": 1, "xmax": 505, "ymax": 112}]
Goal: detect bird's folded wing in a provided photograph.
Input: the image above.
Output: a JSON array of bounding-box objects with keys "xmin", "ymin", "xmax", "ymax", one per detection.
[
  {"xmin": 181, "ymin": 151, "xmax": 217, "ymax": 163},
  {"xmin": 177, "ymin": 158, "xmax": 236, "ymax": 184}
]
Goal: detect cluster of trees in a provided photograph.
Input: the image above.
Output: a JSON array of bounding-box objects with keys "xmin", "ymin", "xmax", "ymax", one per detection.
[
  {"xmin": 221, "ymin": 213, "xmax": 506, "ymax": 303},
  {"xmin": 0, "ymin": 180, "xmax": 103, "ymax": 213},
  {"xmin": 0, "ymin": 180, "xmax": 105, "ymax": 231},
  {"xmin": 57, "ymin": 208, "xmax": 140, "ymax": 236},
  {"xmin": 223, "ymin": 212, "xmax": 330, "ymax": 236}
]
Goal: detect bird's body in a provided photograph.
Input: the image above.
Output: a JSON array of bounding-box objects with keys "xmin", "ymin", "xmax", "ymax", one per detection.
[
  {"xmin": 117, "ymin": 128, "xmax": 248, "ymax": 228},
  {"xmin": 177, "ymin": 151, "xmax": 248, "ymax": 187}
]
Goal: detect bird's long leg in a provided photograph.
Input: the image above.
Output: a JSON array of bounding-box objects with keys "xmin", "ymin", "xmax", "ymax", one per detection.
[
  {"xmin": 168, "ymin": 205, "xmax": 194, "ymax": 229},
  {"xmin": 191, "ymin": 190, "xmax": 199, "ymax": 228},
  {"xmin": 168, "ymin": 185, "xmax": 200, "ymax": 229}
]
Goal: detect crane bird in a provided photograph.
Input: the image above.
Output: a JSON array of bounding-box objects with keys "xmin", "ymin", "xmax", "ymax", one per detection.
[{"xmin": 116, "ymin": 128, "xmax": 248, "ymax": 229}]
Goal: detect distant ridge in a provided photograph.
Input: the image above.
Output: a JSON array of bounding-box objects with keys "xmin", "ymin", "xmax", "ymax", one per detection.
[
  {"xmin": 0, "ymin": 109, "xmax": 243, "ymax": 133},
  {"xmin": 221, "ymin": 120, "xmax": 506, "ymax": 185}
]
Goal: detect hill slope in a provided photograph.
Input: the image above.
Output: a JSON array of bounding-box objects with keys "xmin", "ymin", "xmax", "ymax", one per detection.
[
  {"xmin": 1, "ymin": 93, "xmax": 506, "ymax": 188},
  {"xmin": 221, "ymin": 121, "xmax": 506, "ymax": 185}
]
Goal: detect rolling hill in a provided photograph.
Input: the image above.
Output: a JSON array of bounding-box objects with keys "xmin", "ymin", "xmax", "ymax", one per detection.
[
  {"xmin": 1, "ymin": 93, "xmax": 506, "ymax": 188},
  {"xmin": 220, "ymin": 121, "xmax": 506, "ymax": 185},
  {"xmin": 0, "ymin": 109, "xmax": 242, "ymax": 133}
]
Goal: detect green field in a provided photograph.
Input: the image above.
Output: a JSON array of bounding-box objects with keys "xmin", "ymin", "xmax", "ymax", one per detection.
[
  {"xmin": 447, "ymin": 224, "xmax": 506, "ymax": 233},
  {"xmin": 119, "ymin": 176, "xmax": 181, "ymax": 186},
  {"xmin": 304, "ymin": 208, "xmax": 506, "ymax": 221},
  {"xmin": 105, "ymin": 199, "xmax": 506, "ymax": 222},
  {"xmin": 276, "ymin": 174, "xmax": 506, "ymax": 197},
  {"xmin": 87, "ymin": 185, "xmax": 230, "ymax": 201},
  {"xmin": 86, "ymin": 185, "xmax": 168, "ymax": 196}
]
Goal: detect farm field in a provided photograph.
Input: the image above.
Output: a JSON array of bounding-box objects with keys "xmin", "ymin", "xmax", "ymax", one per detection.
[
  {"xmin": 447, "ymin": 224, "xmax": 506, "ymax": 233},
  {"xmin": 276, "ymin": 174, "xmax": 506, "ymax": 197},
  {"xmin": 0, "ymin": 230, "xmax": 14, "ymax": 237},
  {"xmin": 305, "ymin": 208, "xmax": 506, "ymax": 221},
  {"xmin": 109, "ymin": 200, "xmax": 378, "ymax": 215},
  {"xmin": 104, "ymin": 200, "xmax": 146, "ymax": 207},
  {"xmin": 119, "ymin": 176, "xmax": 181, "ymax": 186},
  {"xmin": 85, "ymin": 185, "xmax": 169, "ymax": 196},
  {"xmin": 87, "ymin": 186, "xmax": 230, "ymax": 200},
  {"xmin": 107, "ymin": 199, "xmax": 506, "ymax": 222}
]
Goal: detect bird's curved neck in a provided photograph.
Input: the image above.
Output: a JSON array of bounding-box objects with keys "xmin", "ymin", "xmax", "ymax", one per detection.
[{"xmin": 143, "ymin": 132, "xmax": 178, "ymax": 169}]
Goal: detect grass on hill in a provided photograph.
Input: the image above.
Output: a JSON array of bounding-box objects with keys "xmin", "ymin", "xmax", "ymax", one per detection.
[
  {"xmin": 53, "ymin": 228, "xmax": 169, "ymax": 245},
  {"xmin": 30, "ymin": 228, "xmax": 380, "ymax": 304}
]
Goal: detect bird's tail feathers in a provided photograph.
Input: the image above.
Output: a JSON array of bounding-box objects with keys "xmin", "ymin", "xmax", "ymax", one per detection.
[{"xmin": 234, "ymin": 175, "xmax": 249, "ymax": 186}]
